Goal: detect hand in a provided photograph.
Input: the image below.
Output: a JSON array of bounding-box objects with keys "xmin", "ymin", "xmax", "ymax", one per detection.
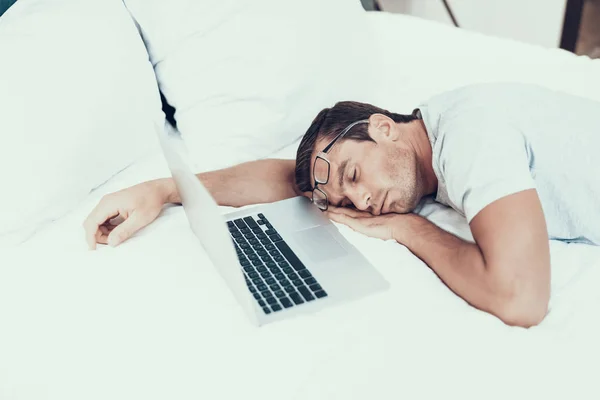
[
  {"xmin": 82, "ymin": 179, "xmax": 173, "ymax": 249},
  {"xmin": 325, "ymin": 206, "xmax": 403, "ymax": 241}
]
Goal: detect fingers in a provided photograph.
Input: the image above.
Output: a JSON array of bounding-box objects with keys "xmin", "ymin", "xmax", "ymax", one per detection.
[
  {"xmin": 83, "ymin": 197, "xmax": 120, "ymax": 250},
  {"xmin": 327, "ymin": 206, "xmax": 371, "ymax": 219},
  {"xmin": 327, "ymin": 211, "xmax": 357, "ymax": 228},
  {"xmin": 106, "ymin": 211, "xmax": 146, "ymax": 247}
]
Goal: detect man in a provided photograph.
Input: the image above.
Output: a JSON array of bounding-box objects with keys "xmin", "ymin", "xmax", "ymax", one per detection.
[{"xmin": 83, "ymin": 82, "xmax": 600, "ymax": 327}]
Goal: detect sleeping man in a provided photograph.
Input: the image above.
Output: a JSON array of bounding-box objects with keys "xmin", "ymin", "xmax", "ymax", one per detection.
[{"xmin": 83, "ymin": 82, "xmax": 600, "ymax": 327}]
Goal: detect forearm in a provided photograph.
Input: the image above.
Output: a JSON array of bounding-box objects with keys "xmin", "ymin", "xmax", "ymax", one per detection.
[
  {"xmin": 160, "ymin": 158, "xmax": 299, "ymax": 207},
  {"xmin": 394, "ymin": 215, "xmax": 514, "ymax": 319}
]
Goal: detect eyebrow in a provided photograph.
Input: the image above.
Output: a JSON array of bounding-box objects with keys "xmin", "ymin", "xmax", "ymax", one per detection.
[{"xmin": 337, "ymin": 159, "xmax": 349, "ymax": 190}]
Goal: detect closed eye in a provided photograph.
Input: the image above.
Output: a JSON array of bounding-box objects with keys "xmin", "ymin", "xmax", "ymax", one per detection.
[{"xmin": 351, "ymin": 168, "xmax": 357, "ymax": 183}]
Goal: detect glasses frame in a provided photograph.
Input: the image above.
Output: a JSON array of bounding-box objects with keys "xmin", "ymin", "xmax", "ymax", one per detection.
[{"xmin": 311, "ymin": 119, "xmax": 369, "ymax": 211}]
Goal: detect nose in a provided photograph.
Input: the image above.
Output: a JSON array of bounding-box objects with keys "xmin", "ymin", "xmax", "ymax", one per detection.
[{"xmin": 350, "ymin": 185, "xmax": 372, "ymax": 212}]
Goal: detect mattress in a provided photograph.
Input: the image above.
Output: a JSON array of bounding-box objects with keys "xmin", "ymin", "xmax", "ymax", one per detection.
[{"xmin": 2, "ymin": 11, "xmax": 600, "ymax": 400}]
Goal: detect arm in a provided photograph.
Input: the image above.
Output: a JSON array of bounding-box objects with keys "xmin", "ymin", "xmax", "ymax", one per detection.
[
  {"xmin": 83, "ymin": 158, "xmax": 298, "ymax": 249},
  {"xmin": 162, "ymin": 158, "xmax": 299, "ymax": 206},
  {"xmin": 327, "ymin": 189, "xmax": 551, "ymax": 327},
  {"xmin": 392, "ymin": 189, "xmax": 550, "ymax": 327}
]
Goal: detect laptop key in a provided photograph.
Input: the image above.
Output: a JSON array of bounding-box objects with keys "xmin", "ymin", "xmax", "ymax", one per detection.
[
  {"xmin": 234, "ymin": 218, "xmax": 246, "ymax": 229},
  {"xmin": 261, "ymin": 255, "xmax": 272, "ymax": 262},
  {"xmin": 309, "ymin": 283, "xmax": 322, "ymax": 292},
  {"xmin": 288, "ymin": 273, "xmax": 299, "ymax": 281},
  {"xmin": 290, "ymin": 292, "xmax": 304, "ymax": 305},
  {"xmin": 314, "ymin": 290, "xmax": 328, "ymax": 299},
  {"xmin": 232, "ymin": 231, "xmax": 243, "ymax": 238},
  {"xmin": 262, "ymin": 307, "xmax": 271, "ymax": 314},
  {"xmin": 256, "ymin": 233, "xmax": 267, "ymax": 240},
  {"xmin": 266, "ymin": 261, "xmax": 276, "ymax": 268},
  {"xmin": 260, "ymin": 272, "xmax": 271, "ymax": 279},
  {"xmin": 269, "ymin": 250, "xmax": 280, "ymax": 256},
  {"xmin": 243, "ymin": 216, "xmax": 259, "ymax": 229},
  {"xmin": 268, "ymin": 266, "xmax": 280, "ymax": 274},
  {"xmin": 244, "ymin": 233, "xmax": 254, "ymax": 239},
  {"xmin": 260, "ymin": 238, "xmax": 272, "ymax": 245},
  {"xmin": 266, "ymin": 223, "xmax": 273, "ymax": 230},
  {"xmin": 253, "ymin": 244, "xmax": 264, "ymax": 251},
  {"xmin": 269, "ymin": 283, "xmax": 281, "ymax": 292},
  {"xmin": 280, "ymin": 298, "xmax": 293, "ymax": 308},
  {"xmin": 274, "ymin": 290, "xmax": 286, "ymax": 298},
  {"xmin": 258, "ymin": 213, "xmax": 266, "ymax": 220},
  {"xmin": 265, "ymin": 296, "xmax": 278, "ymax": 305},
  {"xmin": 258, "ymin": 299, "xmax": 266, "ymax": 307},
  {"xmin": 252, "ymin": 259, "xmax": 263, "ymax": 266},
  {"xmin": 265, "ymin": 277, "xmax": 276, "ymax": 285},
  {"xmin": 253, "ymin": 293, "xmax": 261, "ymax": 300},
  {"xmin": 249, "ymin": 285, "xmax": 257, "ymax": 293},
  {"xmin": 279, "ymin": 279, "xmax": 291, "ymax": 287},
  {"xmin": 248, "ymin": 238, "xmax": 259, "ymax": 246},
  {"xmin": 258, "ymin": 220, "xmax": 266, "ymax": 225},
  {"xmin": 271, "ymin": 304, "xmax": 282, "ymax": 312},
  {"xmin": 265, "ymin": 229, "xmax": 278, "ymax": 236},
  {"xmin": 283, "ymin": 285, "xmax": 295, "ymax": 293},
  {"xmin": 274, "ymin": 273, "xmax": 285, "ymax": 281},
  {"xmin": 257, "ymin": 265, "xmax": 267, "ymax": 273},
  {"xmin": 274, "ymin": 241, "xmax": 306, "ymax": 272},
  {"xmin": 278, "ymin": 261, "xmax": 289, "ymax": 268},
  {"xmin": 257, "ymin": 284, "xmax": 267, "ymax": 292},
  {"xmin": 282, "ymin": 266, "xmax": 293, "ymax": 274},
  {"xmin": 270, "ymin": 234, "xmax": 283, "ymax": 242},
  {"xmin": 240, "ymin": 260, "xmax": 251, "ymax": 267},
  {"xmin": 304, "ymin": 277, "xmax": 317, "ymax": 285},
  {"xmin": 299, "ymin": 270, "xmax": 312, "ymax": 279},
  {"xmin": 298, "ymin": 286, "xmax": 315, "ymax": 301},
  {"xmin": 248, "ymin": 271, "xmax": 259, "ymax": 279},
  {"xmin": 252, "ymin": 278, "xmax": 262, "ymax": 285},
  {"xmin": 265, "ymin": 243, "xmax": 275, "ymax": 251},
  {"xmin": 248, "ymin": 254, "xmax": 259, "ymax": 260},
  {"xmin": 273, "ymin": 255, "xmax": 284, "ymax": 262},
  {"xmin": 240, "ymin": 227, "xmax": 251, "ymax": 234},
  {"xmin": 256, "ymin": 249, "xmax": 267, "ymax": 256},
  {"xmin": 227, "ymin": 221, "xmax": 235, "ymax": 228}
]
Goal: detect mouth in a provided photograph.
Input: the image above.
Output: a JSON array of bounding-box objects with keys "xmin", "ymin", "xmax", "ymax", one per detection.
[{"xmin": 379, "ymin": 191, "xmax": 388, "ymax": 215}]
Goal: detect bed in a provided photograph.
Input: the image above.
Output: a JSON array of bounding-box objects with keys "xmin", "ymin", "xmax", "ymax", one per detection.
[{"xmin": 2, "ymin": 9, "xmax": 600, "ymax": 400}]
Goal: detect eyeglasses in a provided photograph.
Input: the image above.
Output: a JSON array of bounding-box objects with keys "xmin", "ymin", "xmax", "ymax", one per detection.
[{"xmin": 311, "ymin": 119, "xmax": 369, "ymax": 211}]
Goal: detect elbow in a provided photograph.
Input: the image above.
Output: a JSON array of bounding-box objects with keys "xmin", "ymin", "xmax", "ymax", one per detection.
[
  {"xmin": 487, "ymin": 274, "xmax": 550, "ymax": 328},
  {"xmin": 494, "ymin": 296, "xmax": 548, "ymax": 328}
]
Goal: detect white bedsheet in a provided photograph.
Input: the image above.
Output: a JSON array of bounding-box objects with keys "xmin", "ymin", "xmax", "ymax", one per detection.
[{"xmin": 2, "ymin": 11, "xmax": 600, "ymax": 400}]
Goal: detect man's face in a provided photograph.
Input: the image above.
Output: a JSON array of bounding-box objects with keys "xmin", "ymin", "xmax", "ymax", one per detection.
[{"xmin": 310, "ymin": 122, "xmax": 422, "ymax": 215}]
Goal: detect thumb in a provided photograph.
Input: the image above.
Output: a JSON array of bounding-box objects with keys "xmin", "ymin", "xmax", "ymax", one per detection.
[{"xmin": 107, "ymin": 212, "xmax": 146, "ymax": 247}]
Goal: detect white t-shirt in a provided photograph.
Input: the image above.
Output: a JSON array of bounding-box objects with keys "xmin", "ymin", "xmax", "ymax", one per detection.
[{"xmin": 418, "ymin": 83, "xmax": 600, "ymax": 245}]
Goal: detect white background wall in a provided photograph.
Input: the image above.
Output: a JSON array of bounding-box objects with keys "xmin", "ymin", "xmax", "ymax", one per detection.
[{"xmin": 378, "ymin": 0, "xmax": 567, "ymax": 48}]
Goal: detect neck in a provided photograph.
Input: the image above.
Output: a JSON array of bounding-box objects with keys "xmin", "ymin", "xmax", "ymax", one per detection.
[{"xmin": 405, "ymin": 120, "xmax": 437, "ymax": 196}]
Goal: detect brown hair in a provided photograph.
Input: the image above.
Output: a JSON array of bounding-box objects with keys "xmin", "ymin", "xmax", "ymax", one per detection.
[{"xmin": 294, "ymin": 101, "xmax": 419, "ymax": 193}]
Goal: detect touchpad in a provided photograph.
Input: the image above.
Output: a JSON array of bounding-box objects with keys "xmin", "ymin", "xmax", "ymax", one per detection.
[{"xmin": 292, "ymin": 227, "xmax": 348, "ymax": 262}]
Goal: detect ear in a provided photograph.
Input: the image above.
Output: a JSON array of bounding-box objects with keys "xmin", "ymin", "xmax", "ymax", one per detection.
[{"xmin": 368, "ymin": 113, "xmax": 399, "ymax": 142}]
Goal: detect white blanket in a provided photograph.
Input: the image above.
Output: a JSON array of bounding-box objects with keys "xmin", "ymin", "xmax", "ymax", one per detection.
[{"xmin": 2, "ymin": 11, "xmax": 600, "ymax": 400}]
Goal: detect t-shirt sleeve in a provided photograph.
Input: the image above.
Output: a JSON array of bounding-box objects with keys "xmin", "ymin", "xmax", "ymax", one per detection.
[{"xmin": 438, "ymin": 115, "xmax": 536, "ymax": 223}]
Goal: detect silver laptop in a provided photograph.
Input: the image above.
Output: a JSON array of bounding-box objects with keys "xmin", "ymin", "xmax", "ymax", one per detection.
[{"xmin": 158, "ymin": 122, "xmax": 389, "ymax": 326}]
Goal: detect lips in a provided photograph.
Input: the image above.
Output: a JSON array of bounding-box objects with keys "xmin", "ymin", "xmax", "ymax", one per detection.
[{"xmin": 379, "ymin": 191, "xmax": 388, "ymax": 215}]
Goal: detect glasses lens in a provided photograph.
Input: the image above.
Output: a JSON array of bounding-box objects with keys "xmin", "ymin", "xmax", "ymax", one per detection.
[
  {"xmin": 314, "ymin": 157, "xmax": 330, "ymax": 185},
  {"xmin": 312, "ymin": 188, "xmax": 328, "ymax": 211}
]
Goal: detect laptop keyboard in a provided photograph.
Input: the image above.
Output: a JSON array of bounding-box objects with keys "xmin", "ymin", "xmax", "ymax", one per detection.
[{"xmin": 227, "ymin": 213, "xmax": 328, "ymax": 315}]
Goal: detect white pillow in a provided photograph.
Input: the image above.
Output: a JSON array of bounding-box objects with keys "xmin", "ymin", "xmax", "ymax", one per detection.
[
  {"xmin": 123, "ymin": 0, "xmax": 377, "ymax": 172},
  {"xmin": 0, "ymin": 0, "xmax": 164, "ymax": 246}
]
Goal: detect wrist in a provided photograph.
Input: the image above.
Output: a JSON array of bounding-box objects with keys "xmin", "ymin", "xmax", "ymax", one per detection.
[
  {"xmin": 155, "ymin": 178, "xmax": 178, "ymax": 204},
  {"xmin": 391, "ymin": 213, "xmax": 421, "ymax": 244}
]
